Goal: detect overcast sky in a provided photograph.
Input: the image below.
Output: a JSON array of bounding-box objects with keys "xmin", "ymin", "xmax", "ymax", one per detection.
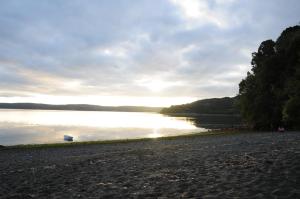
[{"xmin": 0, "ymin": 0, "xmax": 299, "ymax": 106}]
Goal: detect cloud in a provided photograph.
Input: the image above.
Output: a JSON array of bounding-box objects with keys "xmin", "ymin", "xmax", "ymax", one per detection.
[
  {"xmin": 0, "ymin": 0, "xmax": 299, "ymax": 105},
  {"xmin": 169, "ymin": 0, "xmax": 234, "ymax": 29}
]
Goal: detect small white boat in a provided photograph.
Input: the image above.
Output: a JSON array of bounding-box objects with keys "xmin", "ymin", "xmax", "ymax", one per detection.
[{"xmin": 64, "ymin": 135, "xmax": 73, "ymax": 141}]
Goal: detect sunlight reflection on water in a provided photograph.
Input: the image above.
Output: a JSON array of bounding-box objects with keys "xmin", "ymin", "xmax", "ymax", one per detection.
[{"xmin": 0, "ymin": 109, "xmax": 206, "ymax": 145}]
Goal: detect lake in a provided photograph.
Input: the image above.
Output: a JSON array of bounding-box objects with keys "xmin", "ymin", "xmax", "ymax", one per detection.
[{"xmin": 0, "ymin": 109, "xmax": 208, "ymax": 146}]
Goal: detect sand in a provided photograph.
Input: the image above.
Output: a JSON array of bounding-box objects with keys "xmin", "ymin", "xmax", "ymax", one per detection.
[{"xmin": 0, "ymin": 132, "xmax": 299, "ymax": 198}]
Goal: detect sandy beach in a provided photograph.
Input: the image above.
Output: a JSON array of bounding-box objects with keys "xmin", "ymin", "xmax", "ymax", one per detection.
[{"xmin": 0, "ymin": 132, "xmax": 299, "ymax": 198}]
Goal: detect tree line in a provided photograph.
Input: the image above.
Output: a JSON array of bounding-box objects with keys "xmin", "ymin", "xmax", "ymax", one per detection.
[
  {"xmin": 160, "ymin": 97, "xmax": 240, "ymax": 115},
  {"xmin": 238, "ymin": 25, "xmax": 300, "ymax": 130}
]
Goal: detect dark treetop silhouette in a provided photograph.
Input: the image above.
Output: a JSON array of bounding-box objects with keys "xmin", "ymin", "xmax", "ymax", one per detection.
[{"xmin": 238, "ymin": 25, "xmax": 300, "ymax": 130}]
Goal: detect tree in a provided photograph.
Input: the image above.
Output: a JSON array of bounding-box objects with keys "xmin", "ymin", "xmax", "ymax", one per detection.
[{"xmin": 238, "ymin": 25, "xmax": 300, "ymax": 130}]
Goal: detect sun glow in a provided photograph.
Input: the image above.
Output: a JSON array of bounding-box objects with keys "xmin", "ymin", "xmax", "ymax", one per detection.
[
  {"xmin": 169, "ymin": 0, "xmax": 228, "ymax": 28},
  {"xmin": 142, "ymin": 80, "xmax": 172, "ymax": 92},
  {"xmin": 0, "ymin": 110, "xmax": 197, "ymax": 129},
  {"xmin": 148, "ymin": 130, "xmax": 162, "ymax": 138},
  {"xmin": 171, "ymin": 0, "xmax": 201, "ymax": 18},
  {"xmin": 135, "ymin": 78, "xmax": 183, "ymax": 93},
  {"xmin": 0, "ymin": 110, "xmax": 206, "ymax": 145}
]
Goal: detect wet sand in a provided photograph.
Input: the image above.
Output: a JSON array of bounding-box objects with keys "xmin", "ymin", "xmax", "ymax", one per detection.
[{"xmin": 0, "ymin": 132, "xmax": 299, "ymax": 198}]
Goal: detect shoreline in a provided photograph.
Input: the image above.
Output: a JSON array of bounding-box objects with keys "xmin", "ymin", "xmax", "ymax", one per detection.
[{"xmin": 4, "ymin": 129, "xmax": 248, "ymax": 149}]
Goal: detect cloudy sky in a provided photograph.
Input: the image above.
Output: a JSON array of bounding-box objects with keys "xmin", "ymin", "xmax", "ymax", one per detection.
[{"xmin": 0, "ymin": 0, "xmax": 299, "ymax": 107}]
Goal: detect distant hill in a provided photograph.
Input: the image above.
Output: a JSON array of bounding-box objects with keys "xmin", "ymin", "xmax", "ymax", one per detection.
[
  {"xmin": 160, "ymin": 97, "xmax": 240, "ymax": 115},
  {"xmin": 0, "ymin": 103, "xmax": 163, "ymax": 112}
]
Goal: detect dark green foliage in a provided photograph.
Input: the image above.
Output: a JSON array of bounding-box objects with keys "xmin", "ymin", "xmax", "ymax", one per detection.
[
  {"xmin": 283, "ymin": 96, "xmax": 300, "ymax": 128},
  {"xmin": 238, "ymin": 25, "xmax": 300, "ymax": 130},
  {"xmin": 160, "ymin": 97, "xmax": 240, "ymax": 115}
]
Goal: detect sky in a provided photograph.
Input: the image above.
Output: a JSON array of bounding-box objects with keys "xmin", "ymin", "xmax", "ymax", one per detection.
[{"xmin": 0, "ymin": 0, "xmax": 299, "ymax": 107}]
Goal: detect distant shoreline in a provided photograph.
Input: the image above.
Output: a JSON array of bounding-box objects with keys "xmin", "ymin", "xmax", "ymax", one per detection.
[
  {"xmin": 161, "ymin": 112, "xmax": 241, "ymax": 117},
  {"xmin": 0, "ymin": 103, "xmax": 163, "ymax": 113}
]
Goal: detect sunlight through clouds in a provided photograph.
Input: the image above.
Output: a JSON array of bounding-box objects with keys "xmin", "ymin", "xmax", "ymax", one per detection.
[
  {"xmin": 169, "ymin": 0, "xmax": 230, "ymax": 28},
  {"xmin": 135, "ymin": 78, "xmax": 183, "ymax": 92},
  {"xmin": 0, "ymin": 0, "xmax": 299, "ymax": 106}
]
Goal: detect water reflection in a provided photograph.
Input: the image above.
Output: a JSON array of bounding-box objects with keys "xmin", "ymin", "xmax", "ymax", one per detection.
[
  {"xmin": 185, "ymin": 114, "xmax": 243, "ymax": 129},
  {"xmin": 0, "ymin": 109, "xmax": 206, "ymax": 146},
  {"xmin": 0, "ymin": 110, "xmax": 197, "ymax": 129}
]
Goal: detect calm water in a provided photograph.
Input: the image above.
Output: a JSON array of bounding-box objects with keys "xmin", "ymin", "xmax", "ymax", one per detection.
[{"xmin": 0, "ymin": 109, "xmax": 206, "ymax": 146}]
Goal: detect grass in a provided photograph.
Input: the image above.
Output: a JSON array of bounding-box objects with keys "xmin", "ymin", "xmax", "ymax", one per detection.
[{"xmin": 4, "ymin": 129, "xmax": 245, "ymax": 150}]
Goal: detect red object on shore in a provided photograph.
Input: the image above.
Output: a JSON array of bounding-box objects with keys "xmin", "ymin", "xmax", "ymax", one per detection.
[{"xmin": 278, "ymin": 127, "xmax": 285, "ymax": 132}]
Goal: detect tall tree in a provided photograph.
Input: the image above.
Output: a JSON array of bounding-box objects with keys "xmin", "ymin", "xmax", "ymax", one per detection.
[{"xmin": 239, "ymin": 26, "xmax": 300, "ymax": 130}]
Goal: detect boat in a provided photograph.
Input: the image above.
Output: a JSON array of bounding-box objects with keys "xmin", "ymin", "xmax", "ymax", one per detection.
[{"xmin": 64, "ymin": 135, "xmax": 73, "ymax": 141}]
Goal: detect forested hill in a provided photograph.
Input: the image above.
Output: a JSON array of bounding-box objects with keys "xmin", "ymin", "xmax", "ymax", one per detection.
[
  {"xmin": 160, "ymin": 97, "xmax": 240, "ymax": 115},
  {"xmin": 0, "ymin": 103, "xmax": 162, "ymax": 112}
]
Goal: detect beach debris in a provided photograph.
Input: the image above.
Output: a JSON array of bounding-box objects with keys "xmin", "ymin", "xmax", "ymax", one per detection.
[
  {"xmin": 44, "ymin": 165, "xmax": 56, "ymax": 169},
  {"xmin": 96, "ymin": 182, "xmax": 113, "ymax": 186},
  {"xmin": 64, "ymin": 135, "xmax": 73, "ymax": 141},
  {"xmin": 31, "ymin": 167, "xmax": 36, "ymax": 182}
]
